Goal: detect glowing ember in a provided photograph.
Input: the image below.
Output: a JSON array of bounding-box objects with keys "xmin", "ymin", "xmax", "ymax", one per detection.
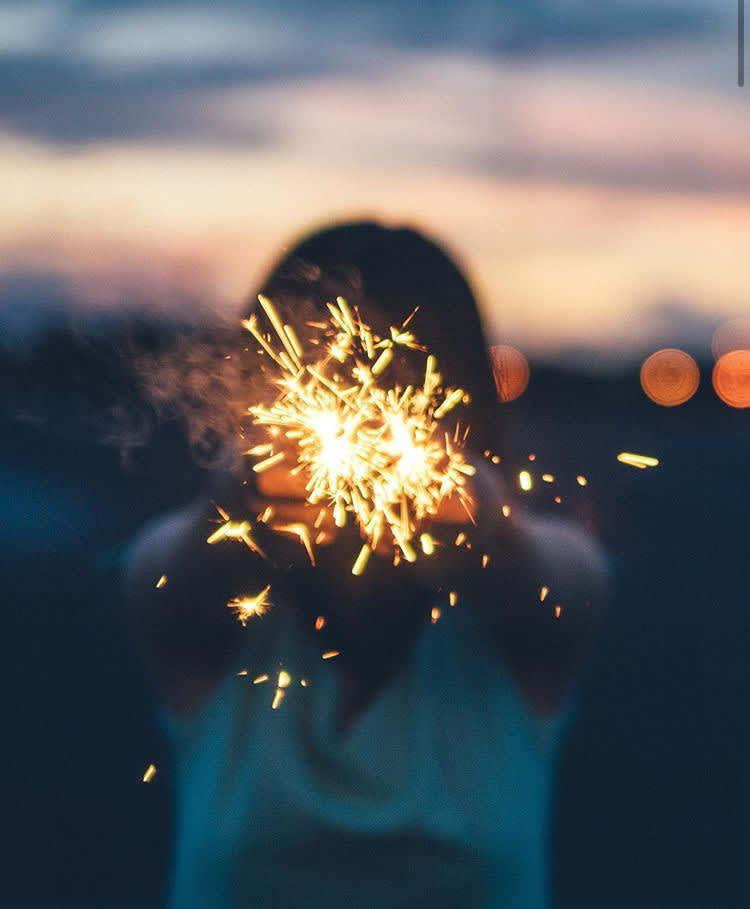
[
  {"xmin": 431, "ymin": 607, "xmax": 441, "ymax": 624},
  {"xmin": 155, "ymin": 574, "xmax": 168, "ymax": 589},
  {"xmin": 228, "ymin": 586, "xmax": 272, "ymax": 625},
  {"xmin": 576, "ymin": 475, "xmax": 588, "ymax": 487},
  {"xmin": 419, "ymin": 533, "xmax": 436, "ymax": 556},
  {"xmin": 253, "ymin": 674, "xmax": 269, "ymax": 684},
  {"xmin": 617, "ymin": 452, "xmax": 660, "ymax": 469},
  {"xmin": 142, "ymin": 764, "xmax": 157, "ymax": 783},
  {"xmin": 271, "ymin": 522, "xmax": 316, "ymax": 566},
  {"xmin": 252, "ymin": 451, "xmax": 286, "ymax": 473},
  {"xmin": 207, "ymin": 515, "xmax": 265, "ymax": 557},
  {"xmin": 351, "ymin": 543, "xmax": 371, "ymax": 576},
  {"xmin": 321, "ymin": 650, "xmax": 340, "ymax": 660},
  {"xmin": 449, "ymin": 591, "xmax": 458, "ymax": 607},
  {"xmin": 540, "ymin": 585, "xmax": 549, "ymax": 602},
  {"xmin": 244, "ymin": 295, "xmax": 475, "ymax": 573},
  {"xmin": 501, "ymin": 504, "xmax": 512, "ymax": 518}
]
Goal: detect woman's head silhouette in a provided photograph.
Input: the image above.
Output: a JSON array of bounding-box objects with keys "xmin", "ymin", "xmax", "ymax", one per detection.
[{"xmin": 253, "ymin": 220, "xmax": 500, "ymax": 456}]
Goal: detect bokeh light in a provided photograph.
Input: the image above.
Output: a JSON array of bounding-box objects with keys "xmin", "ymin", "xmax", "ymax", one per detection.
[
  {"xmin": 639, "ymin": 348, "xmax": 700, "ymax": 407},
  {"xmin": 489, "ymin": 345, "xmax": 530, "ymax": 403},
  {"xmin": 711, "ymin": 318, "xmax": 750, "ymax": 360},
  {"xmin": 712, "ymin": 350, "xmax": 750, "ymax": 409}
]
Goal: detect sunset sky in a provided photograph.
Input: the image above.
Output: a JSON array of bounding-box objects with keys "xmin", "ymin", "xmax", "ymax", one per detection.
[{"xmin": 1, "ymin": 0, "xmax": 747, "ymax": 361}]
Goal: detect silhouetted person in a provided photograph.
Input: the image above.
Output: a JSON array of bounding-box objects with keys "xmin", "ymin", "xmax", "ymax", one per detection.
[{"xmin": 125, "ymin": 221, "xmax": 607, "ymax": 909}]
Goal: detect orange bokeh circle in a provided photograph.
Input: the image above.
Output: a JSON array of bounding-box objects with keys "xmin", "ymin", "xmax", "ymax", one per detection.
[
  {"xmin": 489, "ymin": 345, "xmax": 530, "ymax": 403},
  {"xmin": 640, "ymin": 348, "xmax": 700, "ymax": 407},
  {"xmin": 712, "ymin": 350, "xmax": 750, "ymax": 409}
]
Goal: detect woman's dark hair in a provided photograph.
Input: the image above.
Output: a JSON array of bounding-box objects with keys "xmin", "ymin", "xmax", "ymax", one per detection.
[{"xmin": 252, "ymin": 220, "xmax": 500, "ymax": 455}]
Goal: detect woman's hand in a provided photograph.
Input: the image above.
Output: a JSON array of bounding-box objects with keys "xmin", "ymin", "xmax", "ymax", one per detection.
[{"xmin": 245, "ymin": 449, "xmax": 507, "ymax": 569}]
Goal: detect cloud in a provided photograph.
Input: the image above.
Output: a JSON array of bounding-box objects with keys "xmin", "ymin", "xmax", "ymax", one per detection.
[
  {"xmin": 0, "ymin": 0, "xmax": 721, "ymax": 144},
  {"xmin": 0, "ymin": 1, "xmax": 743, "ymax": 360}
]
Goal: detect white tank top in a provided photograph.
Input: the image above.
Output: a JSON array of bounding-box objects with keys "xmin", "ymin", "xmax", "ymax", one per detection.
[{"xmin": 166, "ymin": 603, "xmax": 561, "ymax": 909}]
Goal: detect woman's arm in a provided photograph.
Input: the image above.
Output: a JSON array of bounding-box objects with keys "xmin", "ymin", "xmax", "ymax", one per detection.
[
  {"xmin": 422, "ymin": 460, "xmax": 610, "ymax": 714},
  {"xmin": 123, "ymin": 491, "xmax": 272, "ymax": 715},
  {"xmin": 489, "ymin": 509, "xmax": 610, "ymax": 713}
]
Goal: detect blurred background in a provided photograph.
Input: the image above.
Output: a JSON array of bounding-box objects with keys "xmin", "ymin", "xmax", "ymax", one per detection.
[{"xmin": 2, "ymin": 1, "xmax": 748, "ymax": 907}]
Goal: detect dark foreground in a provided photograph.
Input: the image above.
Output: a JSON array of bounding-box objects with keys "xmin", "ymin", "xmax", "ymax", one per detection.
[{"xmin": 3, "ymin": 317, "xmax": 747, "ymax": 908}]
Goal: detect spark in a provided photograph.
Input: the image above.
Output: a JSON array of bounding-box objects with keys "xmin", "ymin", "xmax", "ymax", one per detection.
[
  {"xmin": 272, "ymin": 522, "xmax": 316, "ymax": 566},
  {"xmin": 252, "ymin": 451, "xmax": 286, "ymax": 473},
  {"xmin": 253, "ymin": 674, "xmax": 269, "ymax": 684},
  {"xmin": 155, "ymin": 574, "xmax": 168, "ymax": 589},
  {"xmin": 501, "ymin": 504, "xmax": 512, "ymax": 518},
  {"xmin": 419, "ymin": 533, "xmax": 436, "ymax": 556},
  {"xmin": 351, "ymin": 543, "xmax": 372, "ymax": 576},
  {"xmin": 482, "ymin": 553, "xmax": 490, "ymax": 568},
  {"xmin": 431, "ymin": 607, "xmax": 441, "ymax": 624},
  {"xmin": 228, "ymin": 586, "xmax": 272, "ymax": 625},
  {"xmin": 454, "ymin": 531, "xmax": 467, "ymax": 546},
  {"xmin": 244, "ymin": 294, "xmax": 475, "ymax": 571},
  {"xmin": 554, "ymin": 496, "xmax": 562, "ymax": 504},
  {"xmin": 271, "ymin": 689, "xmax": 285, "ymax": 709},
  {"xmin": 300, "ymin": 678, "xmax": 308, "ymax": 687},
  {"xmin": 617, "ymin": 452, "xmax": 660, "ymax": 469},
  {"xmin": 554, "ymin": 605, "xmax": 562, "ymax": 619},
  {"xmin": 576, "ymin": 475, "xmax": 588, "ymax": 487},
  {"xmin": 142, "ymin": 764, "xmax": 157, "ymax": 784},
  {"xmin": 237, "ymin": 669, "xmax": 249, "ymax": 676},
  {"xmin": 277, "ymin": 670, "xmax": 291, "ymax": 689},
  {"xmin": 206, "ymin": 516, "xmax": 265, "ymax": 557},
  {"xmin": 519, "ymin": 470, "xmax": 533, "ymax": 492},
  {"xmin": 540, "ymin": 585, "xmax": 549, "ymax": 602},
  {"xmin": 542, "ymin": 474, "xmax": 555, "ymax": 483},
  {"xmin": 433, "ymin": 388, "xmax": 465, "ymax": 419},
  {"xmin": 314, "ymin": 615, "xmax": 326, "ymax": 631},
  {"xmin": 449, "ymin": 591, "xmax": 458, "ymax": 607},
  {"xmin": 322, "ymin": 650, "xmax": 340, "ymax": 660}
]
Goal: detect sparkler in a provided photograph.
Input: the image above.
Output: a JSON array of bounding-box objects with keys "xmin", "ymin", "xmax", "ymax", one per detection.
[{"xmin": 244, "ymin": 294, "xmax": 476, "ymax": 572}]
